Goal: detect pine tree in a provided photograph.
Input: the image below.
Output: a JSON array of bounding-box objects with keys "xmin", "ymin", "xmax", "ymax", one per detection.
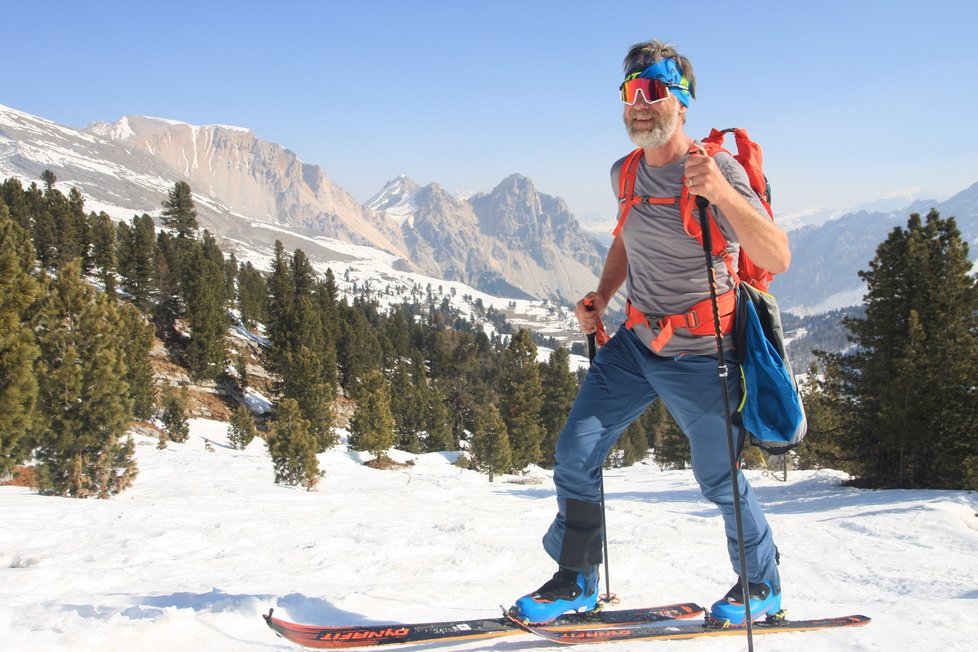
[
  {"xmin": 610, "ymin": 415, "xmax": 651, "ymax": 468},
  {"xmin": 1, "ymin": 178, "xmax": 32, "ymax": 232},
  {"xmin": 348, "ymin": 369, "xmax": 395, "ymax": 461},
  {"xmin": 281, "ymin": 344, "xmax": 336, "ymax": 451},
  {"xmin": 228, "ymin": 404, "xmax": 258, "ymax": 449},
  {"xmin": 824, "ymin": 210, "xmax": 978, "ymax": 488},
  {"xmin": 389, "ymin": 354, "xmax": 425, "ymax": 452},
  {"xmin": 438, "ymin": 332, "xmax": 486, "ymax": 447},
  {"xmin": 470, "ymin": 402, "xmax": 512, "ymax": 481},
  {"xmin": 236, "ymin": 260, "xmax": 267, "ymax": 328},
  {"xmin": 498, "ymin": 329, "xmax": 545, "ymax": 470},
  {"xmin": 160, "ymin": 384, "xmax": 190, "ymax": 443},
  {"xmin": 89, "ymin": 211, "xmax": 117, "ymax": 295},
  {"xmin": 0, "ymin": 205, "xmax": 40, "ymax": 475},
  {"xmin": 234, "ymin": 351, "xmax": 249, "ymax": 390},
  {"xmin": 793, "ymin": 360, "xmax": 847, "ymax": 470},
  {"xmin": 539, "ymin": 346, "xmax": 578, "ymax": 466},
  {"xmin": 650, "ymin": 401, "xmax": 690, "ymax": 470},
  {"xmin": 31, "ymin": 260, "xmax": 137, "ymax": 497},
  {"xmin": 37, "ymin": 183, "xmax": 83, "ymax": 270},
  {"xmin": 67, "ymin": 188, "xmax": 91, "ymax": 272},
  {"xmin": 423, "ymin": 381, "xmax": 455, "ymax": 452},
  {"xmin": 266, "ymin": 398, "xmax": 321, "ymax": 489},
  {"xmin": 117, "ymin": 303, "xmax": 156, "ymax": 420},
  {"xmin": 318, "ymin": 268, "xmax": 341, "ymax": 345},
  {"xmin": 224, "ymin": 252, "xmax": 238, "ymax": 311},
  {"xmin": 337, "ymin": 305, "xmax": 383, "ymax": 396},
  {"xmin": 291, "ymin": 249, "xmax": 316, "ymax": 300},
  {"xmin": 41, "ymin": 169, "xmax": 57, "ymax": 192},
  {"xmin": 265, "ymin": 241, "xmax": 297, "ymax": 373},
  {"xmin": 181, "ymin": 241, "xmax": 228, "ymax": 380},
  {"xmin": 160, "ymin": 181, "xmax": 199, "ymax": 238},
  {"xmin": 117, "ymin": 214, "xmax": 158, "ymax": 311},
  {"xmin": 30, "ymin": 187, "xmax": 59, "ymax": 268}
]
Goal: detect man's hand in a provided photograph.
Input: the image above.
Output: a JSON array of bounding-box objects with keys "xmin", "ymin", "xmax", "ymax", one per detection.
[
  {"xmin": 575, "ymin": 292, "xmax": 607, "ymax": 334},
  {"xmin": 683, "ymin": 143, "xmax": 731, "ymax": 205}
]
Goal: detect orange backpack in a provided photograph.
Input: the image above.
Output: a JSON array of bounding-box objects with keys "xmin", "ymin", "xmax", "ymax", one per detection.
[{"xmin": 613, "ymin": 127, "xmax": 775, "ymax": 293}]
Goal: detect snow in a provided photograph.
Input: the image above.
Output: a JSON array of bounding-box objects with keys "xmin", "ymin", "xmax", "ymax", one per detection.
[
  {"xmin": 784, "ymin": 286, "xmax": 867, "ymax": 316},
  {"xmin": 2, "ymin": 419, "xmax": 977, "ymax": 651}
]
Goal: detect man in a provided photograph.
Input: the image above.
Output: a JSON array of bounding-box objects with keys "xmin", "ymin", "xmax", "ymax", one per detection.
[{"xmin": 511, "ymin": 40, "xmax": 791, "ymax": 626}]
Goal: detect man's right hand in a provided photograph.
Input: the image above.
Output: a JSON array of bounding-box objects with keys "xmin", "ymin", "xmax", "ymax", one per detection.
[{"xmin": 575, "ymin": 292, "xmax": 607, "ymax": 334}]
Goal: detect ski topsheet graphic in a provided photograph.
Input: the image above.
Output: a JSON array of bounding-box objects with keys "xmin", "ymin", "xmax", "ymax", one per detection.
[{"xmin": 264, "ymin": 602, "xmax": 703, "ymax": 648}]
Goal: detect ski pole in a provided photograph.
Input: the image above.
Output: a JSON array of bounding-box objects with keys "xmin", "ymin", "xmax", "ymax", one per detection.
[
  {"xmin": 696, "ymin": 195, "xmax": 754, "ymax": 651},
  {"xmin": 584, "ymin": 303, "xmax": 613, "ymax": 605}
]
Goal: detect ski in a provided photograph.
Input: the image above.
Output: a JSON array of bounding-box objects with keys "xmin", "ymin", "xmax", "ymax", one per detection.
[
  {"xmin": 264, "ymin": 602, "xmax": 703, "ymax": 649},
  {"xmin": 505, "ymin": 611, "xmax": 871, "ymax": 644}
]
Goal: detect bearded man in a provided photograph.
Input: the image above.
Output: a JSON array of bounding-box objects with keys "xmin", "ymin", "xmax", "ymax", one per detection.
[{"xmin": 510, "ymin": 39, "xmax": 791, "ymax": 627}]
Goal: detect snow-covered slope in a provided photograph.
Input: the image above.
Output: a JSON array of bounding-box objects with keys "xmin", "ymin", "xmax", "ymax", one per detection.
[{"xmin": 1, "ymin": 419, "xmax": 976, "ymax": 651}]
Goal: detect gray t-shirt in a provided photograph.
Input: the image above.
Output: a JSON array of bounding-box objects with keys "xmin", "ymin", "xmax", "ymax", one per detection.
[{"xmin": 610, "ymin": 146, "xmax": 767, "ymax": 357}]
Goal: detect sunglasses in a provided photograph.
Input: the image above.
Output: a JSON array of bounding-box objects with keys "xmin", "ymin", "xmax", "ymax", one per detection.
[{"xmin": 619, "ymin": 77, "xmax": 675, "ymax": 106}]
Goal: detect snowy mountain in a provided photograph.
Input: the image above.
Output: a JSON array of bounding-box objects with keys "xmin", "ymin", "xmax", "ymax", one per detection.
[
  {"xmin": 366, "ymin": 175, "xmax": 423, "ymax": 226},
  {"xmin": 89, "ymin": 114, "xmax": 405, "ymax": 254},
  {"xmin": 2, "ymin": 417, "xmax": 976, "ymax": 650},
  {"xmin": 1, "ymin": 103, "xmax": 604, "ymax": 306},
  {"xmin": 771, "ymin": 182, "xmax": 978, "ymax": 315},
  {"xmin": 5, "ymin": 101, "xmax": 976, "ymax": 322}
]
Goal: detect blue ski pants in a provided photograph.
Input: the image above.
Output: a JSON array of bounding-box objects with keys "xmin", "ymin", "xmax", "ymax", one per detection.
[{"xmin": 542, "ymin": 325, "xmax": 780, "ymax": 593}]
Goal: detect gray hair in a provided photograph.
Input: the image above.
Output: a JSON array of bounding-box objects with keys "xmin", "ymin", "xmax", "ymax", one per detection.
[{"xmin": 623, "ymin": 39, "xmax": 696, "ymax": 100}]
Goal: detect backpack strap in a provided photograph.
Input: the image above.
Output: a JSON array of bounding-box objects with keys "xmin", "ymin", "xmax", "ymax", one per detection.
[
  {"xmin": 614, "ymin": 143, "xmax": 736, "ymax": 281},
  {"xmin": 616, "ymin": 142, "xmax": 740, "ymax": 352},
  {"xmin": 612, "ymin": 148, "xmax": 656, "ymax": 237}
]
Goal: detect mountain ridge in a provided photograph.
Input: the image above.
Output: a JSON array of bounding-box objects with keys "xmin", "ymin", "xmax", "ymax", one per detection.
[
  {"xmin": 4, "ymin": 102, "xmax": 976, "ymax": 315},
  {"xmin": 1, "ymin": 103, "xmax": 606, "ymax": 304}
]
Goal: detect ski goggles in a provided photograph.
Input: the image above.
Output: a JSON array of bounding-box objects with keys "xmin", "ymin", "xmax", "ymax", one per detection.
[
  {"xmin": 620, "ymin": 58, "xmax": 692, "ymax": 107},
  {"xmin": 619, "ymin": 77, "xmax": 675, "ymax": 105}
]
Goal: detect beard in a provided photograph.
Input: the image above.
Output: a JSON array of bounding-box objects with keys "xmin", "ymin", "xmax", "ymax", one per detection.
[{"xmin": 624, "ymin": 104, "xmax": 680, "ymax": 149}]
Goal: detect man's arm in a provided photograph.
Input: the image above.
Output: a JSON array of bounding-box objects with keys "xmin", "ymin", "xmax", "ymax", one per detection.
[
  {"xmin": 684, "ymin": 145, "xmax": 791, "ymax": 274},
  {"xmin": 576, "ymin": 235, "xmax": 628, "ymax": 334}
]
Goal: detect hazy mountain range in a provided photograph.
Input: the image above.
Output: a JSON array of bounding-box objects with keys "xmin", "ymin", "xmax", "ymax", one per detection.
[{"xmin": 2, "ymin": 102, "xmax": 976, "ymax": 316}]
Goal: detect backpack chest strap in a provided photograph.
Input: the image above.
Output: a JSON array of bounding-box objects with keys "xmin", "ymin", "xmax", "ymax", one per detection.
[{"xmin": 613, "ymin": 196, "xmax": 680, "ymax": 237}]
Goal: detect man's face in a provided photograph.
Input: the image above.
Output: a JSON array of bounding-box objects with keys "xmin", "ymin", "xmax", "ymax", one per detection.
[{"xmin": 623, "ymin": 95, "xmax": 681, "ymax": 149}]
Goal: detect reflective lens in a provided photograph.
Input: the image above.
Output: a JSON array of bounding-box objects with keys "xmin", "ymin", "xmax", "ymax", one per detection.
[{"xmin": 619, "ymin": 77, "xmax": 672, "ymax": 105}]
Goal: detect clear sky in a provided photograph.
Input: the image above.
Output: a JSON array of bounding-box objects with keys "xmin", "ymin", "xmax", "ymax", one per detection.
[{"xmin": 5, "ymin": 0, "xmax": 978, "ymax": 221}]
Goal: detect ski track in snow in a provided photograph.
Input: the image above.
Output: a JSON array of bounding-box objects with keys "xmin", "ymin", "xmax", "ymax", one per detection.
[{"xmin": 1, "ymin": 419, "xmax": 977, "ymax": 651}]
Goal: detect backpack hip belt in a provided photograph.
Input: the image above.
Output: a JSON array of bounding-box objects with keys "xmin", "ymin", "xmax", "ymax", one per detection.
[{"xmin": 625, "ymin": 289, "xmax": 736, "ymax": 354}]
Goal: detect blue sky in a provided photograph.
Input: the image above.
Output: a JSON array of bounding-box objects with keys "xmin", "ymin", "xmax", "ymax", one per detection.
[{"xmin": 6, "ymin": 0, "xmax": 978, "ymax": 221}]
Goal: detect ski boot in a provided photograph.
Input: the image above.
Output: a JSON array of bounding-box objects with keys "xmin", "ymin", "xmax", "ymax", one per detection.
[
  {"xmin": 511, "ymin": 568, "xmax": 599, "ymax": 624},
  {"xmin": 709, "ymin": 579, "xmax": 783, "ymax": 625}
]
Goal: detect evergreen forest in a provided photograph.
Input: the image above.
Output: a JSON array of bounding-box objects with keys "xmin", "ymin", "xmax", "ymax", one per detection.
[{"xmin": 2, "ymin": 174, "xmax": 975, "ymax": 495}]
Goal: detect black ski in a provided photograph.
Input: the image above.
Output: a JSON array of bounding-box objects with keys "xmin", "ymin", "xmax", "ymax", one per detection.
[
  {"xmin": 264, "ymin": 602, "xmax": 703, "ymax": 648},
  {"xmin": 505, "ymin": 610, "xmax": 871, "ymax": 644}
]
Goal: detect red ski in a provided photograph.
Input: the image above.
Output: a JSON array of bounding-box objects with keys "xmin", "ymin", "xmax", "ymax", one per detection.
[{"xmin": 264, "ymin": 602, "xmax": 703, "ymax": 648}]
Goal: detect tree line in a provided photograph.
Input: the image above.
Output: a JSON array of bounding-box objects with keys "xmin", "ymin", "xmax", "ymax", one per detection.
[
  {"xmin": 0, "ymin": 173, "xmax": 691, "ymax": 495},
  {"xmin": 7, "ymin": 173, "xmax": 969, "ymax": 494}
]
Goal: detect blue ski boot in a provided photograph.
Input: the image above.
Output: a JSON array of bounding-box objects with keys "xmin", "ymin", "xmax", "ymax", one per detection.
[
  {"xmin": 512, "ymin": 568, "xmax": 599, "ymax": 624},
  {"xmin": 709, "ymin": 579, "xmax": 782, "ymax": 625}
]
